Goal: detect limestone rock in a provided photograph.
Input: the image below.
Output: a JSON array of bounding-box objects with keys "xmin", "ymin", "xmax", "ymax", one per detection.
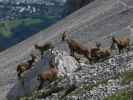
[{"xmin": 48, "ymin": 49, "xmax": 80, "ymax": 76}]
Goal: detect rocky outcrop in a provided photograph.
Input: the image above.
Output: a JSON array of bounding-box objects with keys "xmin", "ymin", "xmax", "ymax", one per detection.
[
  {"xmin": 48, "ymin": 49, "xmax": 80, "ymax": 76},
  {"xmin": 19, "ymin": 49, "xmax": 133, "ymax": 100},
  {"xmin": 1, "ymin": 0, "xmax": 133, "ymax": 100}
]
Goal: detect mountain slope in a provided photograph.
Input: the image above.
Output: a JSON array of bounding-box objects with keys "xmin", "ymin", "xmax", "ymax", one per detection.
[{"xmin": 0, "ymin": 0, "xmax": 133, "ymax": 100}]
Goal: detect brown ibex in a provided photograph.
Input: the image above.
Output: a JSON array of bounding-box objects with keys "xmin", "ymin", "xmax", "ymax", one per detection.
[
  {"xmin": 34, "ymin": 42, "xmax": 54, "ymax": 58},
  {"xmin": 61, "ymin": 32, "xmax": 90, "ymax": 61},
  {"xmin": 17, "ymin": 54, "xmax": 38, "ymax": 79},
  {"xmin": 111, "ymin": 36, "xmax": 129, "ymax": 54},
  {"xmin": 37, "ymin": 61, "xmax": 58, "ymax": 90}
]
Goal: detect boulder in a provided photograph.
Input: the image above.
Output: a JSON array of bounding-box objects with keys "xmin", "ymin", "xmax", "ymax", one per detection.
[{"xmin": 48, "ymin": 49, "xmax": 80, "ymax": 76}]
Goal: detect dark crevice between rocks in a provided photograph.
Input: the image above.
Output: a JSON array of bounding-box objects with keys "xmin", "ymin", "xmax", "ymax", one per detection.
[{"xmin": 59, "ymin": 84, "xmax": 77, "ymax": 100}]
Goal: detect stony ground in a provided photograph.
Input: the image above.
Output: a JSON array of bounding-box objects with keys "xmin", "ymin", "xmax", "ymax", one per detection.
[
  {"xmin": 0, "ymin": 0, "xmax": 133, "ymax": 100},
  {"xmin": 18, "ymin": 47, "xmax": 133, "ymax": 100}
]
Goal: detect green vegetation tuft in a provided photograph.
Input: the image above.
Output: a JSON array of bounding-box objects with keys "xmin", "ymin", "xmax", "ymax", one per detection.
[
  {"xmin": 121, "ymin": 71, "xmax": 133, "ymax": 85},
  {"xmin": 104, "ymin": 89, "xmax": 133, "ymax": 100},
  {"xmin": 0, "ymin": 15, "xmax": 57, "ymax": 38},
  {"xmin": 0, "ymin": 18, "xmax": 44, "ymax": 38},
  {"xmin": 104, "ymin": 70, "xmax": 133, "ymax": 100}
]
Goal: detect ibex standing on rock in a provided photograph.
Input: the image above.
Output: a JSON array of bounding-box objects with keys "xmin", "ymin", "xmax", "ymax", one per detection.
[
  {"xmin": 17, "ymin": 54, "xmax": 38, "ymax": 80},
  {"xmin": 37, "ymin": 61, "xmax": 58, "ymax": 90},
  {"xmin": 111, "ymin": 36, "xmax": 130, "ymax": 54},
  {"xmin": 88, "ymin": 42, "xmax": 105, "ymax": 63},
  {"xmin": 34, "ymin": 42, "xmax": 54, "ymax": 58},
  {"xmin": 95, "ymin": 42, "xmax": 112, "ymax": 60},
  {"xmin": 61, "ymin": 32, "xmax": 90, "ymax": 61}
]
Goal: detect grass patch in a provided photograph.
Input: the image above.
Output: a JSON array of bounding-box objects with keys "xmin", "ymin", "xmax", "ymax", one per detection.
[
  {"xmin": 0, "ymin": 15, "xmax": 57, "ymax": 38},
  {"xmin": 121, "ymin": 71, "xmax": 133, "ymax": 85},
  {"xmin": 104, "ymin": 70, "xmax": 133, "ymax": 100},
  {"xmin": 20, "ymin": 18, "xmax": 43, "ymax": 26},
  {"xmin": 104, "ymin": 89, "xmax": 133, "ymax": 100},
  {"xmin": 0, "ymin": 18, "xmax": 44, "ymax": 38}
]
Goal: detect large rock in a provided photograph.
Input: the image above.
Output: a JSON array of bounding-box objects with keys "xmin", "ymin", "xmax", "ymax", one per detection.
[{"xmin": 48, "ymin": 49, "xmax": 80, "ymax": 76}]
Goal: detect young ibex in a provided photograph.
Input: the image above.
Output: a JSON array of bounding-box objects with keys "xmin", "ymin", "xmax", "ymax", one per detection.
[
  {"xmin": 96, "ymin": 42, "xmax": 112, "ymax": 60},
  {"xmin": 17, "ymin": 54, "xmax": 38, "ymax": 79}
]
